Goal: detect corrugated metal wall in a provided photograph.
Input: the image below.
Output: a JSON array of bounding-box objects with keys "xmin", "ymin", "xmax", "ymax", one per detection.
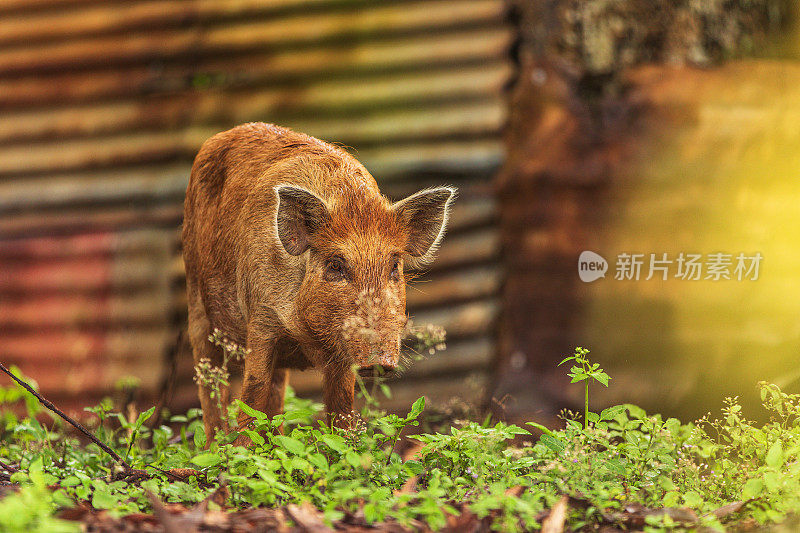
[{"xmin": 0, "ymin": 0, "xmax": 512, "ymax": 414}]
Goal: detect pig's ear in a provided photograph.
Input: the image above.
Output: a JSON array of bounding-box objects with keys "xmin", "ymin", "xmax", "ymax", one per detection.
[
  {"xmin": 392, "ymin": 186, "xmax": 456, "ymax": 266},
  {"xmin": 275, "ymin": 185, "xmax": 330, "ymax": 255}
]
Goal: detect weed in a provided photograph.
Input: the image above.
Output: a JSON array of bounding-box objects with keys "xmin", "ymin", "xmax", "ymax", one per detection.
[
  {"xmin": 193, "ymin": 328, "xmax": 250, "ymax": 409},
  {"xmin": 1, "ymin": 349, "xmax": 800, "ymax": 532},
  {"xmin": 558, "ymin": 346, "xmax": 610, "ymax": 429},
  {"xmin": 404, "ymin": 319, "xmax": 447, "ymax": 356}
]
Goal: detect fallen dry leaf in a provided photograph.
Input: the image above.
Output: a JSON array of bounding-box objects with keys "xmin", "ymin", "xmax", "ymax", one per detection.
[
  {"xmin": 396, "ymin": 475, "xmax": 418, "ymax": 495},
  {"xmin": 541, "ymin": 495, "xmax": 569, "ymax": 533},
  {"xmin": 165, "ymin": 468, "xmax": 204, "ymax": 482},
  {"xmin": 710, "ymin": 500, "xmax": 747, "ymax": 520},
  {"xmin": 285, "ymin": 501, "xmax": 334, "ymax": 533},
  {"xmin": 505, "ymin": 485, "xmax": 524, "ymax": 497}
]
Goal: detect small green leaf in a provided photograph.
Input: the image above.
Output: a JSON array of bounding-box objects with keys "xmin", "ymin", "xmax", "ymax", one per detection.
[
  {"xmin": 683, "ymin": 491, "xmax": 703, "ymax": 508},
  {"xmin": 662, "ymin": 491, "xmax": 681, "ymax": 507},
  {"xmin": 659, "ymin": 477, "xmax": 676, "ymax": 492},
  {"xmin": 766, "ymin": 441, "xmax": 783, "ymax": 468},
  {"xmin": 237, "ymin": 400, "xmax": 269, "ymax": 421},
  {"xmin": 593, "ymin": 372, "xmax": 610, "ymax": 387},
  {"xmin": 9, "ymin": 471, "xmax": 28, "ymax": 484},
  {"xmin": 763, "ymin": 470, "xmax": 780, "ymax": 492},
  {"xmin": 539, "ymin": 434, "xmax": 566, "ymax": 453},
  {"xmin": 274, "ymin": 435, "xmax": 306, "ymax": 455},
  {"xmin": 61, "ymin": 476, "xmax": 81, "ymax": 487},
  {"xmin": 599, "ymin": 405, "xmax": 625, "ymax": 421},
  {"xmin": 245, "ymin": 430, "xmax": 265, "ymax": 446},
  {"xmin": 134, "ymin": 406, "xmax": 156, "ymax": 430},
  {"xmin": 113, "ymin": 413, "xmax": 129, "ymax": 429},
  {"xmin": 405, "ymin": 460, "xmax": 424, "ymax": 475},
  {"xmin": 623, "ymin": 404, "xmax": 647, "ymax": 419},
  {"xmin": 408, "ymin": 397, "xmax": 426, "ymax": 420},
  {"xmin": 28, "ymin": 456, "xmax": 45, "ymax": 487},
  {"xmin": 141, "ymin": 479, "xmax": 159, "ymax": 494},
  {"xmin": 52, "ymin": 488, "xmax": 74, "ymax": 508},
  {"xmin": 192, "ymin": 452, "xmax": 223, "ymax": 468},
  {"xmin": 742, "ymin": 478, "xmax": 764, "ymax": 499},
  {"xmin": 321, "ymin": 434, "xmax": 347, "ymax": 453},
  {"xmin": 380, "ymin": 383, "xmax": 392, "ymax": 399},
  {"xmin": 345, "ymin": 451, "xmax": 361, "ymax": 468},
  {"xmin": 290, "ymin": 456, "xmax": 309, "ymax": 471},
  {"xmin": 309, "ymin": 453, "xmax": 329, "ymax": 471},
  {"xmin": 526, "ymin": 421, "xmax": 554, "ymax": 437},
  {"xmin": 664, "ymin": 417, "xmax": 681, "ymax": 435},
  {"xmin": 91, "ymin": 488, "xmax": 119, "ymax": 510},
  {"xmin": 193, "ymin": 427, "xmax": 206, "ymax": 448}
]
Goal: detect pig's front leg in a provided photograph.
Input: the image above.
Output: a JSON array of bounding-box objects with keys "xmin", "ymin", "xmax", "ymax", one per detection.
[
  {"xmin": 236, "ymin": 326, "xmax": 280, "ymax": 437},
  {"xmin": 323, "ymin": 366, "xmax": 356, "ymax": 428}
]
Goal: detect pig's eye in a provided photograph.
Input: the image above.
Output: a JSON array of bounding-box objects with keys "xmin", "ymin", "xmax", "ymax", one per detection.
[
  {"xmin": 324, "ymin": 256, "xmax": 346, "ymax": 281},
  {"xmin": 390, "ymin": 257, "xmax": 401, "ymax": 281}
]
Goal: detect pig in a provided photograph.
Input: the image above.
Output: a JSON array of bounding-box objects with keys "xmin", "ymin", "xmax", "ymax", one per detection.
[{"xmin": 182, "ymin": 122, "xmax": 455, "ymax": 438}]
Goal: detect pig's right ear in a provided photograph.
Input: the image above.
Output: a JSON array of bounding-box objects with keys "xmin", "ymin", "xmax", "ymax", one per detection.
[
  {"xmin": 275, "ymin": 185, "xmax": 330, "ymax": 255},
  {"xmin": 392, "ymin": 186, "xmax": 456, "ymax": 267}
]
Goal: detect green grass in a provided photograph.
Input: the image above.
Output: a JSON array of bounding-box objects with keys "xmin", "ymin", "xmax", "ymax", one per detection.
[{"xmin": 1, "ymin": 349, "xmax": 800, "ymax": 532}]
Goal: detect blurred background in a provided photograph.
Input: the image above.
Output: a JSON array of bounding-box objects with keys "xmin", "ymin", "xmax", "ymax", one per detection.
[{"xmin": 0, "ymin": 0, "xmax": 798, "ymax": 426}]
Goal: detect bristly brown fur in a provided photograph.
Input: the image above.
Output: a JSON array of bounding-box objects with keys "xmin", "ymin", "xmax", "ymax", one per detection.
[{"xmin": 182, "ymin": 122, "xmax": 455, "ymax": 440}]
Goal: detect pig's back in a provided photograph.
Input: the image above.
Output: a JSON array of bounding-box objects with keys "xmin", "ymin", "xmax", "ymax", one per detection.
[{"xmin": 185, "ymin": 122, "xmax": 379, "ymax": 222}]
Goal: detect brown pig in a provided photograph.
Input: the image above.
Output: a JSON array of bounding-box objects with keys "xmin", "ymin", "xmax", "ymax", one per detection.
[{"xmin": 182, "ymin": 122, "xmax": 455, "ymax": 438}]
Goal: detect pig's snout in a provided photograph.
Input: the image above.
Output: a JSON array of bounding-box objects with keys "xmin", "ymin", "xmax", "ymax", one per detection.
[
  {"xmin": 356, "ymin": 348, "xmax": 399, "ymax": 378},
  {"xmin": 357, "ymin": 364, "xmax": 396, "ymax": 378}
]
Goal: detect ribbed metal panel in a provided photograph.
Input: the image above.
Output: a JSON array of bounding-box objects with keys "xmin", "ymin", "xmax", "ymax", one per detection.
[{"xmin": 0, "ymin": 0, "xmax": 511, "ymax": 414}]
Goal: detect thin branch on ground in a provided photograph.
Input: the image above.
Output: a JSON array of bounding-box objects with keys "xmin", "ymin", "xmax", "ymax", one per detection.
[
  {"xmin": 0, "ymin": 361, "xmax": 131, "ymax": 470},
  {"xmin": 0, "ymin": 458, "xmax": 18, "ymax": 474}
]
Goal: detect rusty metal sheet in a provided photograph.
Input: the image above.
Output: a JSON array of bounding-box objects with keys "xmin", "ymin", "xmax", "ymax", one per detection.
[
  {"xmin": 0, "ymin": 0, "xmax": 511, "ymax": 413},
  {"xmin": 0, "ymin": 28, "xmax": 511, "ymax": 109},
  {"xmin": 0, "ymin": 0, "xmax": 505, "ymax": 75}
]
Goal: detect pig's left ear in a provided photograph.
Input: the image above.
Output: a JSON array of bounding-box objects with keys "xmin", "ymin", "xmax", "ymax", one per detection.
[
  {"xmin": 275, "ymin": 185, "xmax": 331, "ymax": 255},
  {"xmin": 392, "ymin": 186, "xmax": 456, "ymax": 266}
]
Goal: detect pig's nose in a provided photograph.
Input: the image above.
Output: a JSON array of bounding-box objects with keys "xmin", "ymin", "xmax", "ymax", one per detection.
[
  {"xmin": 357, "ymin": 363, "xmax": 396, "ymax": 378},
  {"xmin": 357, "ymin": 350, "xmax": 398, "ymax": 378}
]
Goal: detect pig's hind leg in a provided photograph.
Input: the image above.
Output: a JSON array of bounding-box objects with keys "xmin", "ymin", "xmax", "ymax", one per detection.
[
  {"xmin": 187, "ymin": 289, "xmax": 230, "ymax": 442},
  {"xmin": 264, "ymin": 368, "xmax": 289, "ymax": 418}
]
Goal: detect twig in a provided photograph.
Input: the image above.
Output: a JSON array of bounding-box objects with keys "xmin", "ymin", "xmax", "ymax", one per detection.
[
  {"xmin": 0, "ymin": 362, "xmax": 131, "ymax": 470},
  {"xmin": 0, "ymin": 458, "xmax": 19, "ymax": 473}
]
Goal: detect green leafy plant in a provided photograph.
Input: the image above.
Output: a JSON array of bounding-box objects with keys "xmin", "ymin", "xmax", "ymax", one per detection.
[
  {"xmin": 3, "ymin": 348, "xmax": 800, "ymax": 532},
  {"xmin": 0, "ymin": 457, "xmax": 79, "ymax": 532},
  {"xmin": 558, "ymin": 346, "xmax": 610, "ymax": 429}
]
